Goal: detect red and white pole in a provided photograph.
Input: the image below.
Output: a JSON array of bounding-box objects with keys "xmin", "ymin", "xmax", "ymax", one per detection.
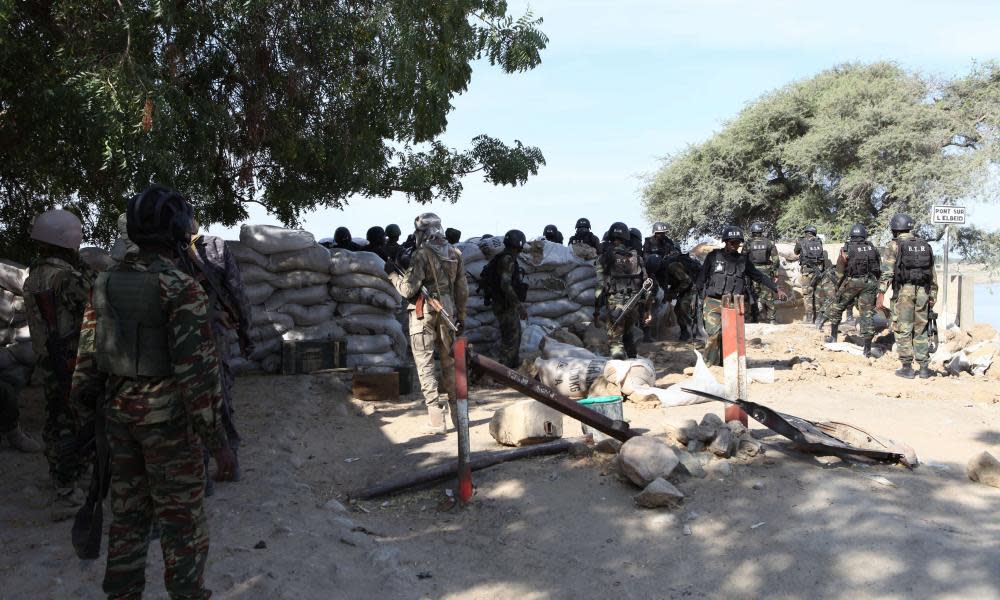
[
  {"xmin": 721, "ymin": 294, "xmax": 749, "ymax": 426},
  {"xmin": 453, "ymin": 337, "xmax": 473, "ymax": 504}
]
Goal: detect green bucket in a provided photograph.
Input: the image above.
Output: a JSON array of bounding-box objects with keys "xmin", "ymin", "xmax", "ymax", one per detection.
[{"xmin": 577, "ymin": 396, "xmax": 624, "ymax": 443}]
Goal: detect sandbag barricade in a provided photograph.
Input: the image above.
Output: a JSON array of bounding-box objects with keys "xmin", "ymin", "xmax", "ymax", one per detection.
[{"xmin": 0, "ymin": 260, "xmax": 34, "ymax": 386}]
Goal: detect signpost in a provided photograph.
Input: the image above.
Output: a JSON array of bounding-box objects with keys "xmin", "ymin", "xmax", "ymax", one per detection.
[{"xmin": 931, "ymin": 205, "xmax": 966, "ymax": 327}]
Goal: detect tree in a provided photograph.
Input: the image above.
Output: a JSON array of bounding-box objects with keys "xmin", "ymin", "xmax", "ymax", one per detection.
[
  {"xmin": 0, "ymin": 1, "xmax": 548, "ymax": 260},
  {"xmin": 642, "ymin": 62, "xmax": 995, "ymax": 247}
]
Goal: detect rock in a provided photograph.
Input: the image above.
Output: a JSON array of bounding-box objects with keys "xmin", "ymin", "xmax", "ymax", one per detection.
[
  {"xmin": 680, "ymin": 423, "xmax": 716, "ymax": 443},
  {"xmin": 752, "ymin": 480, "xmax": 765, "ymax": 490},
  {"xmin": 671, "ymin": 419, "xmax": 698, "ymax": 444},
  {"xmin": 706, "ymin": 460, "xmax": 733, "ymax": 478},
  {"xmin": 682, "ymin": 525, "xmax": 693, "ymax": 536},
  {"xmin": 675, "ymin": 450, "xmax": 707, "ymax": 478},
  {"xmin": 634, "ymin": 477, "xmax": 685, "ymax": 509},
  {"xmin": 488, "ymin": 400, "xmax": 564, "ymax": 446},
  {"xmin": 324, "ymin": 499, "xmax": 347, "ymax": 512},
  {"xmin": 737, "ymin": 436, "xmax": 763, "ymax": 457},
  {"xmin": 686, "ymin": 440, "xmax": 705, "ymax": 454},
  {"xmin": 708, "ymin": 427, "xmax": 734, "ymax": 457},
  {"xmin": 569, "ymin": 442, "xmax": 595, "ymax": 458},
  {"xmin": 618, "ymin": 436, "xmax": 680, "ymax": 487},
  {"xmin": 595, "ymin": 438, "xmax": 622, "ymax": 454},
  {"xmin": 726, "ymin": 420, "xmax": 747, "ymax": 438},
  {"xmin": 966, "ymin": 451, "xmax": 1000, "ymax": 488},
  {"xmin": 700, "ymin": 413, "xmax": 724, "ymax": 428}
]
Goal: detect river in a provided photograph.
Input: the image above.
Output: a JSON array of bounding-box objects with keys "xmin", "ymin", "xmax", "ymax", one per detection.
[{"xmin": 974, "ymin": 283, "xmax": 1000, "ymax": 330}]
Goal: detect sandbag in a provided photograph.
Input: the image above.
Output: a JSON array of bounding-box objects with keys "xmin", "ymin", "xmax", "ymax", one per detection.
[
  {"xmin": 533, "ymin": 356, "xmax": 608, "ymax": 399},
  {"xmin": 526, "ymin": 288, "xmax": 565, "ymax": 303},
  {"xmin": 267, "ymin": 245, "xmax": 330, "ymax": 273},
  {"xmin": 455, "ymin": 243, "xmax": 484, "ymax": 263},
  {"xmin": 336, "ymin": 303, "xmax": 393, "ymax": 317},
  {"xmin": 522, "ymin": 239, "xmax": 580, "ymax": 271},
  {"xmin": 338, "ymin": 314, "xmax": 407, "ymax": 350},
  {"xmin": 465, "ymin": 326, "xmax": 499, "ymax": 344},
  {"xmin": 0, "ymin": 290, "xmax": 15, "ymax": 323},
  {"xmin": 240, "ymin": 264, "xmax": 279, "ymax": 285},
  {"xmin": 346, "ymin": 351, "xmax": 400, "ymax": 368},
  {"xmin": 226, "ymin": 241, "xmax": 268, "ymax": 268},
  {"xmin": 281, "ymin": 302, "xmax": 336, "ymax": 327},
  {"xmin": 264, "ymin": 285, "xmax": 330, "ymax": 309},
  {"xmin": 271, "ymin": 270, "xmax": 332, "ymax": 290},
  {"xmin": 565, "ymin": 278, "xmax": 595, "ymax": 300},
  {"xmin": 650, "ymin": 350, "xmax": 725, "ymax": 408},
  {"xmin": 252, "ymin": 310, "xmax": 295, "ymax": 331},
  {"xmin": 240, "ymin": 225, "xmax": 316, "ymax": 255},
  {"xmin": 282, "ymin": 321, "xmax": 347, "ymax": 342},
  {"xmin": 523, "ymin": 271, "xmax": 567, "ymax": 291},
  {"xmin": 246, "ymin": 282, "xmax": 275, "ymax": 306},
  {"xmin": 13, "ymin": 325, "xmax": 31, "ymax": 342},
  {"xmin": 466, "ymin": 296, "xmax": 488, "ymax": 312},
  {"xmin": 571, "ymin": 244, "xmax": 598, "ymax": 260},
  {"xmin": 566, "ymin": 264, "xmax": 596, "ymax": 286},
  {"xmin": 345, "ymin": 334, "xmax": 393, "ymax": 355},
  {"xmin": 477, "ymin": 236, "xmax": 505, "ymax": 258},
  {"xmin": 571, "ymin": 288, "xmax": 596, "ymax": 307},
  {"xmin": 6, "ymin": 340, "xmax": 35, "ymax": 366},
  {"xmin": 529, "ymin": 299, "xmax": 582, "ymax": 319},
  {"xmin": 604, "ymin": 358, "xmax": 656, "ymax": 396},
  {"xmin": 521, "ymin": 324, "xmax": 548, "ymax": 357},
  {"xmin": 526, "ymin": 316, "xmax": 560, "ymax": 331},
  {"xmin": 328, "ymin": 286, "xmax": 399, "ymax": 311},
  {"xmin": 556, "ymin": 308, "xmax": 594, "ymax": 329},
  {"xmin": 248, "ymin": 324, "xmax": 284, "ymax": 342},
  {"xmin": 328, "ymin": 248, "xmax": 387, "ymax": 278},
  {"xmin": 249, "ymin": 337, "xmax": 282, "ymax": 361},
  {"xmin": 0, "ymin": 260, "xmax": 27, "ymax": 295},
  {"xmin": 260, "ymin": 354, "xmax": 282, "ymax": 374},
  {"xmin": 540, "ymin": 337, "xmax": 597, "ymax": 360},
  {"xmin": 464, "ymin": 260, "xmax": 487, "ymax": 281},
  {"xmin": 329, "ymin": 273, "xmax": 400, "ymax": 300}
]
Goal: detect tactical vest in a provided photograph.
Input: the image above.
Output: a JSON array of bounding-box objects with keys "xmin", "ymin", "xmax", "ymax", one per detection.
[
  {"xmin": 704, "ymin": 252, "xmax": 747, "ymax": 298},
  {"xmin": 93, "ymin": 262, "xmax": 173, "ymax": 378},
  {"xmin": 800, "ymin": 237, "xmax": 824, "ymax": 266},
  {"xmin": 606, "ymin": 247, "xmax": 643, "ymax": 295},
  {"xmin": 896, "ymin": 238, "xmax": 933, "ymax": 286},
  {"xmin": 845, "ymin": 241, "xmax": 880, "ymax": 278},
  {"xmin": 747, "ymin": 239, "xmax": 770, "ymax": 265}
]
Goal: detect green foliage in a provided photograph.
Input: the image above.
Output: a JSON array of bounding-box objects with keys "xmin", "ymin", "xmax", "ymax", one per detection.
[
  {"xmin": 643, "ymin": 62, "xmax": 995, "ymax": 249},
  {"xmin": 0, "ymin": 0, "xmax": 548, "ymax": 260}
]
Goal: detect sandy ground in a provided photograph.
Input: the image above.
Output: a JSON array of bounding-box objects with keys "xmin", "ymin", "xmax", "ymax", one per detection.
[{"xmin": 2, "ymin": 322, "xmax": 999, "ymax": 600}]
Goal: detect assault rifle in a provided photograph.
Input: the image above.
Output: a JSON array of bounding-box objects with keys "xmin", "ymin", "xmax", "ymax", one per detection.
[
  {"xmin": 927, "ymin": 309, "xmax": 939, "ymax": 354},
  {"xmin": 388, "ymin": 261, "xmax": 459, "ymax": 333},
  {"xmin": 179, "ymin": 242, "xmax": 253, "ymax": 355},
  {"xmin": 611, "ymin": 278, "xmax": 655, "ymax": 331}
]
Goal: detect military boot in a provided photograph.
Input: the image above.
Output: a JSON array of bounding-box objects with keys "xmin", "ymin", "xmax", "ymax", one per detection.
[
  {"xmin": 895, "ymin": 362, "xmax": 916, "ymax": 379},
  {"xmin": 678, "ymin": 327, "xmax": 691, "ymax": 342},
  {"xmin": 2, "ymin": 426, "xmax": 42, "ymax": 453},
  {"xmin": 424, "ymin": 402, "xmax": 448, "ymax": 435},
  {"xmin": 918, "ymin": 363, "xmax": 934, "ymax": 379},
  {"xmin": 51, "ymin": 487, "xmax": 86, "ymax": 522},
  {"xmin": 862, "ymin": 337, "xmax": 872, "ymax": 358},
  {"xmin": 824, "ymin": 324, "xmax": 838, "ymax": 344}
]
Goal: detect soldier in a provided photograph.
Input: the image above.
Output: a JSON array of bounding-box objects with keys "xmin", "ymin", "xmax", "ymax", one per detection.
[
  {"xmin": 742, "ymin": 222, "xmax": 781, "ymax": 324},
  {"xmin": 542, "ymin": 224, "xmax": 564, "ymax": 244},
  {"xmin": 70, "ymin": 184, "xmax": 235, "ymax": 599},
  {"xmin": 696, "ymin": 226, "xmax": 783, "ymax": 366},
  {"xmin": 333, "ymin": 227, "xmax": 363, "ymax": 251},
  {"xmin": 0, "ymin": 350, "xmax": 42, "ymax": 453},
  {"xmin": 595, "ymin": 222, "xmax": 651, "ymax": 359},
  {"xmin": 568, "ymin": 218, "xmax": 600, "ymax": 250},
  {"xmin": 388, "ymin": 213, "xmax": 468, "ymax": 433},
  {"xmin": 793, "ymin": 225, "xmax": 827, "ymax": 323},
  {"xmin": 628, "ymin": 228, "xmax": 644, "ymax": 254},
  {"xmin": 878, "ymin": 213, "xmax": 937, "ymax": 379},
  {"xmin": 483, "ymin": 230, "xmax": 528, "ymax": 368},
  {"xmin": 821, "ymin": 223, "xmax": 880, "ymax": 355},
  {"xmin": 445, "ymin": 227, "xmax": 462, "ymax": 245},
  {"xmin": 643, "ymin": 222, "xmax": 674, "ymax": 257},
  {"xmin": 384, "ymin": 224, "xmax": 403, "ymax": 260},
  {"xmin": 647, "ymin": 247, "xmax": 698, "ymax": 341},
  {"xmin": 365, "ymin": 226, "xmax": 389, "ymax": 260},
  {"xmin": 23, "ymin": 209, "xmax": 93, "ymax": 520},
  {"xmin": 181, "ymin": 216, "xmax": 254, "ymax": 489}
]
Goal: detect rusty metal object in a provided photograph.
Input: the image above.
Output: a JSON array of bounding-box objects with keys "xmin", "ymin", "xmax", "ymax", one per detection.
[
  {"xmin": 720, "ymin": 293, "xmax": 748, "ymax": 426},
  {"xmin": 680, "ymin": 388, "xmax": 916, "ymax": 466},
  {"xmin": 467, "ymin": 348, "xmax": 638, "ymax": 443},
  {"xmin": 453, "ymin": 337, "xmax": 473, "ymax": 504}
]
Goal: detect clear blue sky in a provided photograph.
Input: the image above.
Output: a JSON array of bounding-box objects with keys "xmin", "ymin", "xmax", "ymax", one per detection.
[{"xmin": 208, "ymin": 0, "xmax": 1000, "ymax": 242}]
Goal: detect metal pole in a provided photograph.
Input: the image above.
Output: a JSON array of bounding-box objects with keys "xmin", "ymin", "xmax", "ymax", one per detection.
[
  {"xmin": 453, "ymin": 337, "xmax": 473, "ymax": 504},
  {"xmin": 721, "ymin": 294, "xmax": 749, "ymax": 426},
  {"xmin": 942, "ymin": 225, "xmax": 950, "ymax": 327}
]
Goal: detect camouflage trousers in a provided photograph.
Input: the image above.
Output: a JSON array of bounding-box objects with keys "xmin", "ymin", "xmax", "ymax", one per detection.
[
  {"xmin": 212, "ymin": 324, "xmax": 240, "ymax": 445},
  {"xmin": 104, "ymin": 414, "xmax": 211, "ymax": 600},
  {"xmin": 825, "ymin": 276, "xmax": 877, "ymax": 338},
  {"xmin": 674, "ymin": 290, "xmax": 697, "ymax": 335},
  {"xmin": 801, "ymin": 270, "xmax": 835, "ymax": 322},
  {"xmin": 749, "ymin": 267, "xmax": 777, "ymax": 323},
  {"xmin": 492, "ymin": 305, "xmax": 522, "ymax": 368},
  {"xmin": 409, "ymin": 310, "xmax": 456, "ymax": 408},
  {"xmin": 702, "ymin": 296, "xmax": 724, "ymax": 366},
  {"xmin": 605, "ymin": 296, "xmax": 639, "ymax": 359},
  {"xmin": 37, "ymin": 362, "xmax": 85, "ymax": 488},
  {"xmin": 892, "ymin": 284, "xmax": 932, "ymax": 364}
]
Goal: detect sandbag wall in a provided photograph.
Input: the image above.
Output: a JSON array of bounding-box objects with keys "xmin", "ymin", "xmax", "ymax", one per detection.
[
  {"xmin": 457, "ymin": 238, "xmax": 598, "ymax": 357},
  {"xmin": 227, "ymin": 225, "xmax": 407, "ymax": 373},
  {"xmin": 0, "ymin": 261, "xmax": 34, "ymax": 383}
]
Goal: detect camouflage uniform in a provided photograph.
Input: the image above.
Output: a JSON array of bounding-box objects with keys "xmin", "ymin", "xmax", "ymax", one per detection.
[
  {"xmin": 490, "ymin": 252, "xmax": 523, "ymax": 368},
  {"xmin": 71, "ymin": 251, "xmax": 227, "ymax": 600},
  {"xmin": 390, "ymin": 239, "xmax": 468, "ymax": 415},
  {"xmin": 596, "ymin": 241, "xmax": 649, "ymax": 359},
  {"xmin": 879, "ymin": 233, "xmax": 938, "ymax": 365},
  {"xmin": 653, "ymin": 257, "xmax": 695, "ymax": 339},
  {"xmin": 642, "ymin": 234, "xmax": 674, "ymax": 257},
  {"xmin": 23, "ymin": 255, "xmax": 93, "ymax": 489},
  {"xmin": 824, "ymin": 240, "xmax": 880, "ymax": 338},
  {"xmin": 793, "ymin": 235, "xmax": 829, "ymax": 322},
  {"xmin": 742, "ymin": 235, "xmax": 780, "ymax": 323}
]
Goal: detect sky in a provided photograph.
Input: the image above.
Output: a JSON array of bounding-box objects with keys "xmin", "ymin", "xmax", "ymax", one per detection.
[{"xmin": 207, "ymin": 0, "xmax": 1000, "ymax": 243}]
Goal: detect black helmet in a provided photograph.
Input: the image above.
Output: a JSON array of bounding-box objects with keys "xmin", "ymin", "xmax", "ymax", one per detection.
[
  {"xmin": 629, "ymin": 227, "xmax": 642, "ymax": 241},
  {"xmin": 750, "ymin": 222, "xmax": 765, "ymax": 235},
  {"xmin": 652, "ymin": 221, "xmax": 668, "ymax": 234},
  {"xmin": 127, "ymin": 184, "xmax": 193, "ymax": 247},
  {"xmin": 543, "ymin": 224, "xmax": 558, "ymax": 236},
  {"xmin": 385, "ymin": 224, "xmax": 401, "ymax": 240},
  {"xmin": 890, "ymin": 213, "xmax": 914, "ymax": 232},
  {"xmin": 644, "ymin": 253, "xmax": 662, "ymax": 275},
  {"xmin": 334, "ymin": 227, "xmax": 352, "ymax": 243},
  {"xmin": 445, "ymin": 227, "xmax": 462, "ymax": 244},
  {"xmin": 849, "ymin": 223, "xmax": 867, "ymax": 239},
  {"xmin": 721, "ymin": 225, "xmax": 744, "ymax": 242},
  {"xmin": 575, "ymin": 218, "xmax": 591, "ymax": 230},
  {"xmin": 503, "ymin": 229, "xmax": 526, "ymax": 250},
  {"xmin": 608, "ymin": 221, "xmax": 629, "ymax": 241},
  {"xmin": 366, "ymin": 226, "xmax": 386, "ymax": 246},
  {"xmin": 803, "ymin": 225, "xmax": 817, "ymax": 235}
]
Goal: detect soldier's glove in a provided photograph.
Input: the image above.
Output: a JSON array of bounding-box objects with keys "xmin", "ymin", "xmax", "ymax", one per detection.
[{"xmin": 876, "ymin": 292, "xmax": 885, "ymax": 311}]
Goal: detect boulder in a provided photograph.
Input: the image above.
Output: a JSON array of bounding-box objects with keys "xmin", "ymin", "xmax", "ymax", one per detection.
[
  {"xmin": 705, "ymin": 460, "xmax": 733, "ymax": 478},
  {"xmin": 708, "ymin": 427, "xmax": 735, "ymax": 458},
  {"xmin": 700, "ymin": 413, "xmax": 724, "ymax": 428},
  {"xmin": 966, "ymin": 451, "xmax": 1000, "ymax": 488},
  {"xmin": 737, "ymin": 435, "xmax": 763, "ymax": 457},
  {"xmin": 674, "ymin": 450, "xmax": 707, "ymax": 479},
  {"xmin": 619, "ymin": 436, "xmax": 680, "ymax": 487},
  {"xmin": 488, "ymin": 400, "xmax": 564, "ymax": 447},
  {"xmin": 634, "ymin": 477, "xmax": 685, "ymax": 509},
  {"xmin": 595, "ymin": 438, "xmax": 622, "ymax": 454}
]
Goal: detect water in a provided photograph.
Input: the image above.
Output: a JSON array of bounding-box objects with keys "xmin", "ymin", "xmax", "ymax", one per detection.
[{"xmin": 974, "ymin": 283, "xmax": 1000, "ymax": 330}]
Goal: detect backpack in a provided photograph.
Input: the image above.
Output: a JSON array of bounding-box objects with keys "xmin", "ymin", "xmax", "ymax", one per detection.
[{"xmin": 478, "ymin": 252, "xmax": 526, "ymax": 306}]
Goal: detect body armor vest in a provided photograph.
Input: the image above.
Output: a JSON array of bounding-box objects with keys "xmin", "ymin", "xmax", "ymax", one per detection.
[
  {"xmin": 747, "ymin": 239, "xmax": 770, "ymax": 265},
  {"xmin": 607, "ymin": 248, "xmax": 643, "ymax": 295},
  {"xmin": 93, "ymin": 262, "xmax": 173, "ymax": 378},
  {"xmin": 845, "ymin": 241, "xmax": 880, "ymax": 278},
  {"xmin": 704, "ymin": 251, "xmax": 747, "ymax": 298},
  {"xmin": 896, "ymin": 238, "xmax": 932, "ymax": 285},
  {"xmin": 800, "ymin": 237, "xmax": 824, "ymax": 266}
]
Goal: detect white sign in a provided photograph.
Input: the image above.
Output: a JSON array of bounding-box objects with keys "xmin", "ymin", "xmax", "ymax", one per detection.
[{"xmin": 932, "ymin": 205, "xmax": 966, "ymax": 224}]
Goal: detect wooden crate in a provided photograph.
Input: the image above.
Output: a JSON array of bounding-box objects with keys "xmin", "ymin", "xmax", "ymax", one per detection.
[
  {"xmin": 281, "ymin": 340, "xmax": 345, "ymax": 375},
  {"xmin": 352, "ymin": 372, "xmax": 400, "ymax": 402}
]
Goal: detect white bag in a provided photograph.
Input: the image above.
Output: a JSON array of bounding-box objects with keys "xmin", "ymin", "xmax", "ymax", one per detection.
[
  {"xmin": 540, "ymin": 337, "xmax": 597, "ymax": 360},
  {"xmin": 520, "ymin": 323, "xmax": 548, "ymax": 357},
  {"xmin": 555, "ymin": 308, "xmax": 594, "ymax": 329},
  {"xmin": 477, "ymin": 236, "xmax": 505, "ymax": 258},
  {"xmin": 240, "ymin": 225, "xmax": 316, "ymax": 255},
  {"xmin": 465, "ymin": 326, "xmax": 499, "ymax": 344},
  {"xmin": 526, "ymin": 316, "xmax": 560, "ymax": 331},
  {"xmin": 226, "ymin": 241, "xmax": 268, "ymax": 268},
  {"xmin": 271, "ymin": 270, "xmax": 332, "ymax": 290},
  {"xmin": 248, "ymin": 324, "xmax": 284, "ymax": 342},
  {"xmin": 0, "ymin": 260, "xmax": 28, "ymax": 295},
  {"xmin": 533, "ymin": 356, "xmax": 609, "ymax": 399},
  {"xmin": 240, "ymin": 264, "xmax": 279, "ymax": 285},
  {"xmin": 455, "ymin": 242, "xmax": 485, "ymax": 263},
  {"xmin": 604, "ymin": 358, "xmax": 656, "ymax": 396},
  {"xmin": 345, "ymin": 334, "xmax": 392, "ymax": 355},
  {"xmin": 338, "ymin": 314, "xmax": 408, "ymax": 350},
  {"xmin": 282, "ymin": 321, "xmax": 347, "ymax": 342},
  {"xmin": 281, "ymin": 303, "xmax": 336, "ymax": 327},
  {"xmin": 249, "ymin": 336, "xmax": 282, "ymax": 361},
  {"xmin": 328, "ymin": 248, "xmax": 387, "ymax": 278},
  {"xmin": 521, "ymin": 239, "xmax": 580, "ymax": 271},
  {"xmin": 267, "ymin": 245, "xmax": 330, "ymax": 273},
  {"xmin": 264, "ymin": 285, "xmax": 330, "ymax": 309},
  {"xmin": 329, "ymin": 273, "xmax": 400, "ymax": 300},
  {"xmin": 648, "ymin": 350, "xmax": 726, "ymax": 408}
]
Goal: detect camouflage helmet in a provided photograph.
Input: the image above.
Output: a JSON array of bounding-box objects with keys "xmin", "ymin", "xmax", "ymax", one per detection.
[
  {"xmin": 414, "ymin": 212, "xmax": 442, "ymax": 232},
  {"xmin": 652, "ymin": 221, "xmax": 668, "ymax": 234},
  {"xmin": 31, "ymin": 209, "xmax": 83, "ymax": 250},
  {"xmin": 721, "ymin": 225, "xmax": 744, "ymax": 242},
  {"xmin": 890, "ymin": 213, "xmax": 914, "ymax": 232}
]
